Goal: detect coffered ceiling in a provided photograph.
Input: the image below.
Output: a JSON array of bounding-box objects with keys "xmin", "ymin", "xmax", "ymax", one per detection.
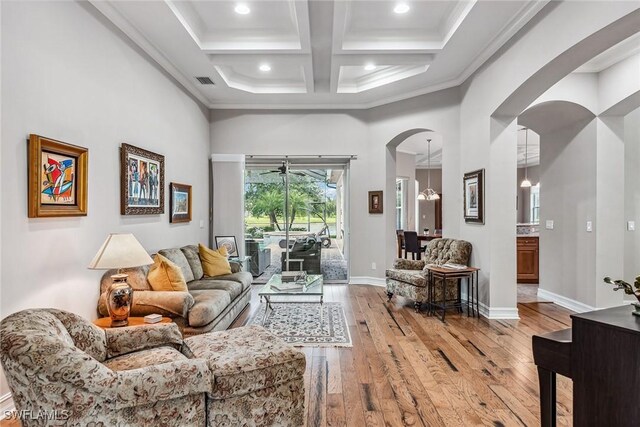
[{"xmin": 91, "ymin": 0, "xmax": 547, "ymax": 109}]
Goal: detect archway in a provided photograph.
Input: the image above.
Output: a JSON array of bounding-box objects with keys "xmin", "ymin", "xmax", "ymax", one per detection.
[{"xmin": 485, "ymin": 11, "xmax": 640, "ymax": 317}]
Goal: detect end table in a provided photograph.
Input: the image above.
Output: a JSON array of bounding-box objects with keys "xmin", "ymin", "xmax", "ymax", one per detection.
[{"xmin": 93, "ymin": 316, "xmax": 172, "ymax": 329}]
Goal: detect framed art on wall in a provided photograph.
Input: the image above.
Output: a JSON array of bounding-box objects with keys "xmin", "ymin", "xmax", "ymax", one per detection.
[
  {"xmin": 463, "ymin": 169, "xmax": 484, "ymax": 224},
  {"xmin": 215, "ymin": 236, "xmax": 239, "ymax": 257},
  {"xmin": 170, "ymin": 182, "xmax": 192, "ymax": 223},
  {"xmin": 120, "ymin": 143, "xmax": 164, "ymax": 215},
  {"xmin": 28, "ymin": 134, "xmax": 88, "ymax": 218},
  {"xmin": 369, "ymin": 190, "xmax": 383, "ymax": 214}
]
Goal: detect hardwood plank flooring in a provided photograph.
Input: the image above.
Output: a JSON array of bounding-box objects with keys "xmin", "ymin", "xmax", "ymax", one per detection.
[
  {"xmin": 0, "ymin": 284, "xmax": 574, "ymax": 427},
  {"xmin": 232, "ymin": 284, "xmax": 573, "ymax": 426}
]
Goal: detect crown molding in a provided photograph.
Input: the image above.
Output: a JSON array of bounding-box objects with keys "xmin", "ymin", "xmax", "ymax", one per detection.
[{"xmin": 88, "ymin": 1, "xmax": 210, "ymax": 107}]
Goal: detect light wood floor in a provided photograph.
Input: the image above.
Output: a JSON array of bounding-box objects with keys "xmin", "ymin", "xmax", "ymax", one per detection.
[
  {"xmin": 232, "ymin": 284, "xmax": 573, "ymax": 427},
  {"xmin": 1, "ymin": 284, "xmax": 574, "ymax": 427}
]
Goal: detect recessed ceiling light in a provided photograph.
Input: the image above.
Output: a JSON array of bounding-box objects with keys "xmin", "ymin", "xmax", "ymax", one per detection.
[
  {"xmin": 394, "ymin": 3, "xmax": 410, "ymax": 14},
  {"xmin": 364, "ymin": 63, "xmax": 376, "ymax": 71},
  {"xmin": 259, "ymin": 63, "xmax": 271, "ymax": 72},
  {"xmin": 234, "ymin": 4, "xmax": 250, "ymax": 15}
]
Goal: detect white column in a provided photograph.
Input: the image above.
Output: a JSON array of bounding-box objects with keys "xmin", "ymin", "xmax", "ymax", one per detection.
[{"xmin": 211, "ymin": 154, "xmax": 246, "ymax": 257}]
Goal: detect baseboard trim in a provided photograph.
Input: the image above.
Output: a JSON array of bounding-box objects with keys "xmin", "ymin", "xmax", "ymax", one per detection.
[
  {"xmin": 537, "ymin": 288, "xmax": 596, "ymax": 313},
  {"xmin": 1, "ymin": 392, "xmax": 14, "ymax": 418},
  {"xmin": 349, "ymin": 276, "xmax": 386, "ymax": 287},
  {"xmin": 478, "ymin": 302, "xmax": 520, "ymax": 320}
]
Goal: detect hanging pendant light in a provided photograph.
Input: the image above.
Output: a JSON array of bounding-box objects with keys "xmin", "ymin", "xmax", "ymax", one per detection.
[
  {"xmin": 520, "ymin": 128, "xmax": 532, "ymax": 188},
  {"xmin": 418, "ymin": 138, "xmax": 440, "ymax": 201}
]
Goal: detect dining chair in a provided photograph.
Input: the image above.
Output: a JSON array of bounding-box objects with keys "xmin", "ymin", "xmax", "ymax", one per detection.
[{"xmin": 403, "ymin": 231, "xmax": 423, "ymax": 260}]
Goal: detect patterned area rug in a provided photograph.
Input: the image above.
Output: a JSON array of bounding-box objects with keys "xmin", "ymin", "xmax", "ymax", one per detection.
[{"xmin": 249, "ymin": 302, "xmax": 352, "ymax": 348}]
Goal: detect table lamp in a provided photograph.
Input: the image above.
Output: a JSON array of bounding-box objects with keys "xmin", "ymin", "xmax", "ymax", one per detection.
[{"xmin": 88, "ymin": 233, "xmax": 154, "ymax": 327}]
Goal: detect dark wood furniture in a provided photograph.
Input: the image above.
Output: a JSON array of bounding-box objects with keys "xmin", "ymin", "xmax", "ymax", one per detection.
[
  {"xmin": 532, "ymin": 305, "xmax": 640, "ymax": 427},
  {"xmin": 424, "ymin": 265, "xmax": 479, "ymax": 321},
  {"xmin": 403, "ymin": 231, "xmax": 423, "ymax": 260},
  {"xmin": 532, "ymin": 328, "xmax": 572, "ymax": 427},
  {"xmin": 517, "ymin": 236, "xmax": 539, "ymax": 283},
  {"xmin": 396, "ymin": 233, "xmax": 443, "ymax": 258}
]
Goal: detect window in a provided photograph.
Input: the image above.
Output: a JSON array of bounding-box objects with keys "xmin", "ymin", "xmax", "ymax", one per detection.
[
  {"xmin": 530, "ymin": 184, "xmax": 540, "ymax": 224},
  {"xmin": 396, "ymin": 178, "xmax": 407, "ymax": 229}
]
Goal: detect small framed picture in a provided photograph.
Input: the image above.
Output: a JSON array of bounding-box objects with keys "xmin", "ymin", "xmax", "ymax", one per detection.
[
  {"xmin": 120, "ymin": 143, "xmax": 164, "ymax": 215},
  {"xmin": 28, "ymin": 134, "xmax": 88, "ymax": 218},
  {"xmin": 170, "ymin": 182, "xmax": 192, "ymax": 223},
  {"xmin": 215, "ymin": 236, "xmax": 239, "ymax": 257},
  {"xmin": 463, "ymin": 169, "xmax": 484, "ymax": 224},
  {"xmin": 368, "ymin": 190, "xmax": 383, "ymax": 214}
]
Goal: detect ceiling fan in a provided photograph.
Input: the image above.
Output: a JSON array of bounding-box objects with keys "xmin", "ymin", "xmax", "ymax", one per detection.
[{"xmin": 260, "ymin": 162, "xmax": 306, "ymax": 177}]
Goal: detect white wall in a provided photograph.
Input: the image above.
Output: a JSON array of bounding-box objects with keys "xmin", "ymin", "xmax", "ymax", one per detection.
[
  {"xmin": 1, "ymin": 0, "xmax": 210, "ymax": 399},
  {"xmin": 416, "ymin": 169, "xmax": 442, "ymax": 231},
  {"xmin": 395, "ymin": 151, "xmax": 416, "ymax": 230}
]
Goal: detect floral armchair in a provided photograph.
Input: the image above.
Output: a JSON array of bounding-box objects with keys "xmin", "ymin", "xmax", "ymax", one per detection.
[
  {"xmin": 0, "ymin": 309, "xmax": 210, "ymax": 426},
  {"xmin": 386, "ymin": 238, "xmax": 472, "ymax": 311}
]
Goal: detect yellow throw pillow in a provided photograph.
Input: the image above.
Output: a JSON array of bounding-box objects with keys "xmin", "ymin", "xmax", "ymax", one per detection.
[
  {"xmin": 199, "ymin": 244, "xmax": 232, "ymax": 277},
  {"xmin": 147, "ymin": 254, "xmax": 188, "ymax": 292}
]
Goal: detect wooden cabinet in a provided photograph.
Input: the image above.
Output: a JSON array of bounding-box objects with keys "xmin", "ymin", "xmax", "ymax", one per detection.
[{"xmin": 517, "ymin": 236, "xmax": 539, "ymax": 283}]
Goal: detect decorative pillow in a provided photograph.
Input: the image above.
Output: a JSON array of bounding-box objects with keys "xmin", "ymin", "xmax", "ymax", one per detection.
[
  {"xmin": 147, "ymin": 254, "xmax": 188, "ymax": 291},
  {"xmin": 199, "ymin": 244, "xmax": 232, "ymax": 277}
]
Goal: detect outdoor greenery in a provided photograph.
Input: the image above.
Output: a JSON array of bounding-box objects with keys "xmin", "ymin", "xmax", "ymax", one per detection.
[{"xmin": 244, "ymin": 171, "xmax": 337, "ymax": 237}]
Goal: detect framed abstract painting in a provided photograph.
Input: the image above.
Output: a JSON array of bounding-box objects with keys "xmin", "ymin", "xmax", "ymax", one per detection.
[
  {"xmin": 28, "ymin": 134, "xmax": 88, "ymax": 218},
  {"xmin": 120, "ymin": 143, "xmax": 164, "ymax": 215},
  {"xmin": 215, "ymin": 236, "xmax": 239, "ymax": 257},
  {"xmin": 463, "ymin": 169, "xmax": 484, "ymax": 224},
  {"xmin": 170, "ymin": 182, "xmax": 192, "ymax": 223}
]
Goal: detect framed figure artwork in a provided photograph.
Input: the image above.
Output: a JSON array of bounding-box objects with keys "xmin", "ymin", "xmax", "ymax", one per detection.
[
  {"xmin": 28, "ymin": 134, "xmax": 88, "ymax": 218},
  {"xmin": 369, "ymin": 190, "xmax": 383, "ymax": 214},
  {"xmin": 170, "ymin": 182, "xmax": 192, "ymax": 223},
  {"xmin": 120, "ymin": 143, "xmax": 164, "ymax": 215},
  {"xmin": 463, "ymin": 169, "xmax": 484, "ymax": 224}
]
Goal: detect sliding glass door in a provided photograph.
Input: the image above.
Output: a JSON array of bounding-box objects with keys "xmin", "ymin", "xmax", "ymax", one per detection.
[{"xmin": 244, "ymin": 158, "xmax": 349, "ymax": 283}]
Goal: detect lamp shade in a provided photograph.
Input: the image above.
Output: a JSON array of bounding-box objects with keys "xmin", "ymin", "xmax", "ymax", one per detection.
[{"xmin": 88, "ymin": 233, "xmax": 154, "ymax": 270}]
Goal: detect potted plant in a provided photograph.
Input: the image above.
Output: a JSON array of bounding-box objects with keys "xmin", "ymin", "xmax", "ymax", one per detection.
[{"xmin": 603, "ymin": 276, "xmax": 640, "ymax": 315}]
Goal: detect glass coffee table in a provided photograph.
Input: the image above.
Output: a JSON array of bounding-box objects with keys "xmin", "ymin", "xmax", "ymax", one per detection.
[{"xmin": 258, "ymin": 274, "xmax": 324, "ymax": 324}]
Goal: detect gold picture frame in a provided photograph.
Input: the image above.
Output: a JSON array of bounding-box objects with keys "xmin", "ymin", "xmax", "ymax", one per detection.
[{"xmin": 28, "ymin": 134, "xmax": 88, "ymax": 218}]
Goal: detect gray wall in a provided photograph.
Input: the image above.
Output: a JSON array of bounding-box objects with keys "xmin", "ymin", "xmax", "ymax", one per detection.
[
  {"xmin": 1, "ymin": 1, "xmax": 210, "ymax": 397},
  {"xmin": 539, "ymin": 120, "xmax": 597, "ymax": 306},
  {"xmin": 517, "ymin": 166, "xmax": 540, "ymax": 224},
  {"xmin": 416, "ymin": 168, "xmax": 442, "ymax": 232},
  {"xmin": 625, "ymin": 108, "xmax": 640, "ymax": 284},
  {"xmin": 209, "ymin": 88, "xmax": 461, "ymax": 280}
]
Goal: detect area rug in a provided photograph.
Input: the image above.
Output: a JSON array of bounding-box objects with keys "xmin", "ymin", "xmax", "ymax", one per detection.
[{"xmin": 248, "ymin": 302, "xmax": 352, "ymax": 348}]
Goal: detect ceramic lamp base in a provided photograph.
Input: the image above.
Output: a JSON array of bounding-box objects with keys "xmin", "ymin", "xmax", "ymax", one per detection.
[{"xmin": 107, "ymin": 273, "xmax": 133, "ymax": 327}]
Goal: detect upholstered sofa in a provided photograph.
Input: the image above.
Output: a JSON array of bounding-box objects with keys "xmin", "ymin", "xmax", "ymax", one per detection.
[
  {"xmin": 280, "ymin": 237, "xmax": 322, "ymax": 274},
  {"xmin": 245, "ymin": 239, "xmax": 271, "ymax": 277},
  {"xmin": 98, "ymin": 244, "xmax": 252, "ymax": 335},
  {"xmin": 0, "ymin": 308, "xmax": 306, "ymax": 427},
  {"xmin": 386, "ymin": 238, "xmax": 472, "ymax": 312}
]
